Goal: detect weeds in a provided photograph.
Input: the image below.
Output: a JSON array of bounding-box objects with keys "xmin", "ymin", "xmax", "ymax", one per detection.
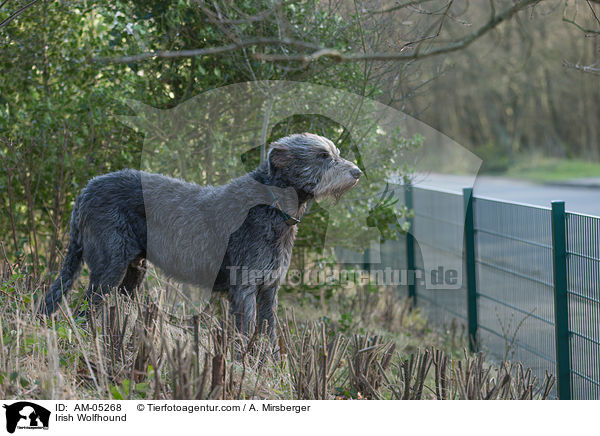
[{"xmin": 0, "ymin": 266, "xmax": 554, "ymax": 400}]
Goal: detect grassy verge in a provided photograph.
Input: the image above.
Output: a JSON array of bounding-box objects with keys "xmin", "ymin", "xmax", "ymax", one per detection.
[
  {"xmin": 0, "ymin": 263, "xmax": 554, "ymax": 400},
  {"xmin": 503, "ymin": 156, "xmax": 600, "ymax": 183}
]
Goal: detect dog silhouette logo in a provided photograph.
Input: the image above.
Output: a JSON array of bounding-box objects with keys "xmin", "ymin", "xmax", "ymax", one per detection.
[{"xmin": 2, "ymin": 402, "xmax": 50, "ymax": 433}]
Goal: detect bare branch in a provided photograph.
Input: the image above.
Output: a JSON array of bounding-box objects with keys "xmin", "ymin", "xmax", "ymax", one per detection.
[
  {"xmin": 563, "ymin": 59, "xmax": 600, "ymax": 74},
  {"xmin": 587, "ymin": 0, "xmax": 600, "ymax": 27},
  {"xmin": 0, "ymin": 0, "xmax": 40, "ymax": 29},
  {"xmin": 91, "ymin": 0, "xmax": 539, "ymax": 67},
  {"xmin": 367, "ymin": 0, "xmax": 438, "ymax": 15},
  {"xmin": 563, "ymin": 0, "xmax": 600, "ymax": 34},
  {"xmin": 255, "ymin": 0, "xmax": 540, "ymax": 64},
  {"xmin": 91, "ymin": 37, "xmax": 323, "ymax": 64}
]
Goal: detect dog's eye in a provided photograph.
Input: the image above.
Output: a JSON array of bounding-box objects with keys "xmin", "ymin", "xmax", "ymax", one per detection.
[{"xmin": 319, "ymin": 152, "xmax": 330, "ymax": 159}]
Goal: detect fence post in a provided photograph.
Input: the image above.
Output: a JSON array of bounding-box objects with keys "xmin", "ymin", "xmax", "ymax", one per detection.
[
  {"xmin": 405, "ymin": 184, "xmax": 417, "ymax": 307},
  {"xmin": 551, "ymin": 200, "xmax": 572, "ymax": 400},
  {"xmin": 463, "ymin": 188, "xmax": 478, "ymax": 352}
]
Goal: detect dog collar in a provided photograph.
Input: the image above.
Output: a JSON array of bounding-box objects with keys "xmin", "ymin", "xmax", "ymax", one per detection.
[{"xmin": 266, "ymin": 187, "xmax": 310, "ymax": 226}]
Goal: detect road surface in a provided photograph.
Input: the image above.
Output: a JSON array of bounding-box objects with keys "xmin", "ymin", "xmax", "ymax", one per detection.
[{"xmin": 412, "ymin": 173, "xmax": 600, "ymax": 217}]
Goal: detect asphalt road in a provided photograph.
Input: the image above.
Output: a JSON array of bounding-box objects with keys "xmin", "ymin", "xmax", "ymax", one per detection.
[{"xmin": 412, "ymin": 173, "xmax": 600, "ymax": 217}]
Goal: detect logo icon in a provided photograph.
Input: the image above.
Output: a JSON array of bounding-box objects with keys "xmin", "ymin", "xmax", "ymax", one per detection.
[{"xmin": 2, "ymin": 402, "xmax": 50, "ymax": 434}]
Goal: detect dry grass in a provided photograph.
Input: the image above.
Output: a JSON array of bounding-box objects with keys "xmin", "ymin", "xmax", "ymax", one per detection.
[{"xmin": 0, "ymin": 262, "xmax": 555, "ymax": 400}]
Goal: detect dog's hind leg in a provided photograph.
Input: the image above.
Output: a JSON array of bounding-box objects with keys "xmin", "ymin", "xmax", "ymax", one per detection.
[
  {"xmin": 86, "ymin": 249, "xmax": 139, "ymax": 311},
  {"xmin": 118, "ymin": 257, "xmax": 147, "ymax": 298},
  {"xmin": 84, "ymin": 227, "xmax": 144, "ymax": 310},
  {"xmin": 86, "ymin": 261, "xmax": 129, "ymax": 308}
]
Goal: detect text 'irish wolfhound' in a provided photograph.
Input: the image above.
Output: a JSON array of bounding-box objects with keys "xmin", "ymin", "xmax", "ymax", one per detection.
[{"xmin": 41, "ymin": 133, "xmax": 362, "ymax": 343}]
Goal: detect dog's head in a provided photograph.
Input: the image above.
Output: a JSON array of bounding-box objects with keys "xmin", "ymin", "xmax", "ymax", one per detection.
[{"xmin": 267, "ymin": 133, "xmax": 362, "ymax": 201}]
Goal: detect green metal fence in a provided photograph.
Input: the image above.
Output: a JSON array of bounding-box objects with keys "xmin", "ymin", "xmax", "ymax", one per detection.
[
  {"xmin": 410, "ymin": 186, "xmax": 467, "ymax": 325},
  {"xmin": 371, "ymin": 184, "xmax": 600, "ymax": 400},
  {"xmin": 565, "ymin": 212, "xmax": 600, "ymax": 399},
  {"xmin": 474, "ymin": 195, "xmax": 557, "ymax": 391}
]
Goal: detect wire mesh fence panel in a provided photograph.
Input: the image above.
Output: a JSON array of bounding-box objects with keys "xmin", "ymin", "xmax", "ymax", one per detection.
[
  {"xmin": 473, "ymin": 197, "xmax": 556, "ymax": 384},
  {"xmin": 378, "ymin": 235, "xmax": 409, "ymax": 300},
  {"xmin": 368, "ymin": 185, "xmax": 410, "ymax": 299},
  {"xmin": 566, "ymin": 212, "xmax": 600, "ymax": 399},
  {"xmin": 337, "ymin": 183, "xmax": 600, "ymax": 399},
  {"xmin": 412, "ymin": 187, "xmax": 467, "ymax": 327},
  {"xmin": 334, "ymin": 185, "xmax": 409, "ymax": 299}
]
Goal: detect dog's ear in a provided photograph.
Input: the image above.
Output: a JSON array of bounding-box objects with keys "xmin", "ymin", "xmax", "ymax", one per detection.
[{"xmin": 268, "ymin": 142, "xmax": 293, "ymax": 170}]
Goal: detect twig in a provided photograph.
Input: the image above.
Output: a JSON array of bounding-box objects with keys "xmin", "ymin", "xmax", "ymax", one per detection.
[{"xmin": 0, "ymin": 0, "xmax": 40, "ymax": 29}]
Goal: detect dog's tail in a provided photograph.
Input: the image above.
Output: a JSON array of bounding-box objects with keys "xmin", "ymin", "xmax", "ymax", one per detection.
[{"xmin": 40, "ymin": 199, "xmax": 84, "ymax": 316}]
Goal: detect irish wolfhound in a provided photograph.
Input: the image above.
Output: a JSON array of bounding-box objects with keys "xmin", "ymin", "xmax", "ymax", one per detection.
[{"xmin": 40, "ymin": 133, "xmax": 362, "ymax": 340}]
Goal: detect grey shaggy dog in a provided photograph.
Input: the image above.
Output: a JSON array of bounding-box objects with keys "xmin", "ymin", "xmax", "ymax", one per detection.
[{"xmin": 40, "ymin": 133, "xmax": 362, "ymax": 341}]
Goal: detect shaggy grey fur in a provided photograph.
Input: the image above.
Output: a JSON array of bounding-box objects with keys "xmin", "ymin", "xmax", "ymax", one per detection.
[{"xmin": 41, "ymin": 133, "xmax": 361, "ymax": 340}]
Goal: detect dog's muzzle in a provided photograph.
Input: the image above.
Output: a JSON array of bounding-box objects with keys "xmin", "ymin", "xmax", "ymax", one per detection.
[{"xmin": 350, "ymin": 167, "xmax": 362, "ymax": 179}]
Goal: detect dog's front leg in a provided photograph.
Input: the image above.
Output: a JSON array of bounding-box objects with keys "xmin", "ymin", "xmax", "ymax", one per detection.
[
  {"xmin": 257, "ymin": 286, "xmax": 279, "ymax": 354},
  {"xmin": 228, "ymin": 286, "xmax": 257, "ymax": 336}
]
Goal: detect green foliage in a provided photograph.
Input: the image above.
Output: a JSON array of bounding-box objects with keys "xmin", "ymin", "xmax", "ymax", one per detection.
[
  {"xmin": 476, "ymin": 142, "xmax": 512, "ymax": 174},
  {"xmin": 337, "ymin": 312, "xmax": 355, "ymax": 334},
  {"xmin": 505, "ymin": 156, "xmax": 600, "ymax": 182},
  {"xmin": 0, "ymin": 0, "xmax": 414, "ymax": 273},
  {"xmin": 110, "ymin": 378, "xmax": 151, "ymax": 399}
]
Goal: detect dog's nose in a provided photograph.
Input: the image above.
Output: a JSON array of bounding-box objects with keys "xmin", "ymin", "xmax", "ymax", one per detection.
[{"xmin": 350, "ymin": 167, "xmax": 362, "ymax": 179}]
